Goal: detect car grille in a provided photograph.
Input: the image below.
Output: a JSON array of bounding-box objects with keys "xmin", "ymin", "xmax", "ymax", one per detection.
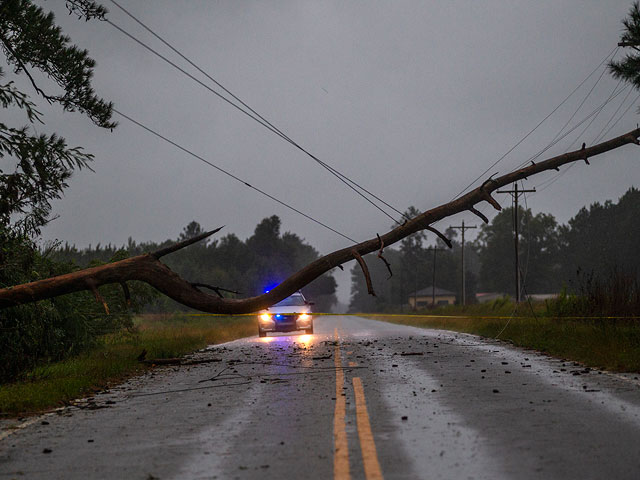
[{"xmin": 274, "ymin": 315, "xmax": 296, "ymax": 325}]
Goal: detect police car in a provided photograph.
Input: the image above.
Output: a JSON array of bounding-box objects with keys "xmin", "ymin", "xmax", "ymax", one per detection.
[{"xmin": 258, "ymin": 292, "xmax": 313, "ymax": 337}]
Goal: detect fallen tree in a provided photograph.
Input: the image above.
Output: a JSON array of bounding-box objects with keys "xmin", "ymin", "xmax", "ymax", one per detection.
[{"xmin": 1, "ymin": 128, "xmax": 639, "ymax": 314}]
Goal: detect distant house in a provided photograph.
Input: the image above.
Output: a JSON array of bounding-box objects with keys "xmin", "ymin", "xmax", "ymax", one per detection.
[
  {"xmin": 408, "ymin": 286, "xmax": 456, "ymax": 309},
  {"xmin": 476, "ymin": 292, "xmax": 507, "ymax": 303},
  {"xmin": 527, "ymin": 293, "xmax": 558, "ymax": 302},
  {"xmin": 476, "ymin": 292, "xmax": 558, "ymax": 303}
]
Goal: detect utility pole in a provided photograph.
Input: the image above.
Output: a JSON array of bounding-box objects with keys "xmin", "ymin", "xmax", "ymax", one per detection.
[
  {"xmin": 497, "ymin": 183, "xmax": 536, "ymax": 303},
  {"xmin": 429, "ymin": 246, "xmax": 444, "ymax": 307},
  {"xmin": 400, "ymin": 266, "xmax": 404, "ymax": 313},
  {"xmin": 413, "ymin": 259, "xmax": 418, "ymax": 311},
  {"xmin": 449, "ymin": 220, "xmax": 476, "ymax": 305}
]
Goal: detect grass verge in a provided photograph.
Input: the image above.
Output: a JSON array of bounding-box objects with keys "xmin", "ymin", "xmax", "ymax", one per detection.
[
  {"xmin": 0, "ymin": 313, "xmax": 255, "ymax": 416},
  {"xmin": 367, "ymin": 314, "xmax": 640, "ymax": 373}
]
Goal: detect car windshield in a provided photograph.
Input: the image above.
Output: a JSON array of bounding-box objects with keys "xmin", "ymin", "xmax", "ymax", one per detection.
[{"xmin": 274, "ymin": 295, "xmax": 306, "ymax": 307}]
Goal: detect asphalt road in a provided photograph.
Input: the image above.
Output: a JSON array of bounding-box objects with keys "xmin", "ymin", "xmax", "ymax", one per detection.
[{"xmin": 2, "ymin": 315, "xmax": 640, "ymax": 479}]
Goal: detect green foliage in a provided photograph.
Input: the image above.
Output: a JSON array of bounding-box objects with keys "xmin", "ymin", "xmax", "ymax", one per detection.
[
  {"xmin": 0, "ymin": 0, "xmax": 114, "ymax": 236},
  {"xmin": 0, "ymin": 232, "xmax": 156, "ymax": 383},
  {"xmin": 0, "ymin": 0, "xmax": 114, "ymax": 127},
  {"xmin": 349, "ymin": 206, "xmax": 476, "ymax": 312},
  {"xmin": 350, "ymin": 248, "xmax": 403, "ymax": 312},
  {"xmin": 351, "ymin": 189, "xmax": 640, "ymax": 311},
  {"xmin": 0, "ymin": 0, "xmax": 123, "ymax": 383},
  {"xmin": 0, "ymin": 314, "xmax": 254, "ymax": 414},
  {"xmin": 610, "ymin": 2, "xmax": 640, "ymax": 92},
  {"xmin": 476, "ymin": 206, "xmax": 562, "ymax": 295},
  {"xmin": 428, "ymin": 295, "xmax": 520, "ymax": 316},
  {"xmin": 545, "ymin": 269, "xmax": 640, "ymax": 318},
  {"xmin": 487, "ymin": 295, "xmax": 512, "ymax": 311},
  {"xmin": 473, "ymin": 188, "xmax": 640, "ymax": 299},
  {"xmin": 0, "ymin": 116, "xmax": 94, "ymax": 235},
  {"xmin": 560, "ymin": 188, "xmax": 640, "ymax": 282},
  {"xmin": 398, "ymin": 206, "xmax": 427, "ymax": 255},
  {"xmin": 52, "ymin": 217, "xmax": 339, "ymax": 314}
]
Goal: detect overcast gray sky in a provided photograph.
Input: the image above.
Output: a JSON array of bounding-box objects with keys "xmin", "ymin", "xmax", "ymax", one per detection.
[{"xmin": 7, "ymin": 1, "xmax": 640, "ymax": 303}]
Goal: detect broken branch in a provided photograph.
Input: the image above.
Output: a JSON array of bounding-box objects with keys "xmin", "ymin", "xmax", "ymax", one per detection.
[
  {"xmin": 152, "ymin": 227, "xmax": 223, "ymax": 259},
  {"xmin": 120, "ymin": 282, "xmax": 131, "ymax": 307},
  {"xmin": 88, "ymin": 281, "xmax": 109, "ymax": 315},
  {"xmin": 190, "ymin": 283, "xmax": 241, "ymax": 298},
  {"xmin": 352, "ymin": 250, "xmax": 376, "ymax": 296},
  {"xmin": 469, "ymin": 206, "xmax": 489, "ymax": 224},
  {"xmin": 425, "ymin": 226, "xmax": 453, "ymax": 249},
  {"xmin": 376, "ymin": 234, "xmax": 393, "ymax": 279}
]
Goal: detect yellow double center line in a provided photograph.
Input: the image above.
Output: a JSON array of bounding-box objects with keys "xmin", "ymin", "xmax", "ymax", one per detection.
[
  {"xmin": 333, "ymin": 328, "xmax": 350, "ymax": 479},
  {"xmin": 333, "ymin": 328, "xmax": 383, "ymax": 480}
]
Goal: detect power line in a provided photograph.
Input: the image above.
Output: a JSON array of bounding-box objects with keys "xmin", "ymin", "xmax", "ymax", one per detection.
[
  {"xmin": 569, "ymin": 86, "xmax": 628, "ymax": 149},
  {"xmin": 432, "ymin": 48, "xmax": 622, "ymax": 237},
  {"xmin": 106, "ymin": 1, "xmax": 405, "ymax": 224},
  {"xmin": 517, "ymin": 81, "xmax": 628, "ymax": 170},
  {"xmin": 108, "ymin": 0, "xmax": 406, "ymax": 223},
  {"xmin": 450, "ymin": 46, "xmax": 619, "ymax": 202},
  {"xmin": 506, "ymin": 80, "xmax": 629, "ymax": 196},
  {"xmin": 599, "ymin": 92, "xmax": 640, "ymax": 141},
  {"xmin": 514, "ymin": 55, "xmax": 624, "ymax": 171},
  {"xmin": 593, "ymin": 88, "xmax": 637, "ymax": 144},
  {"xmin": 547, "ymin": 82, "xmax": 628, "ymax": 159},
  {"xmin": 112, "ymin": 108, "xmax": 357, "ymax": 243},
  {"xmin": 434, "ymin": 75, "xmax": 630, "ymax": 250},
  {"xmin": 552, "ymin": 58, "xmax": 611, "ymax": 142},
  {"xmin": 532, "ymin": 84, "xmax": 635, "ymax": 195},
  {"xmin": 513, "ymin": 58, "xmax": 615, "ymax": 171}
]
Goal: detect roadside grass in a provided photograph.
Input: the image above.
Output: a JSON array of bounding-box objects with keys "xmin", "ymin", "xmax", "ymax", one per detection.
[
  {"xmin": 367, "ymin": 314, "xmax": 640, "ymax": 373},
  {"xmin": 0, "ymin": 314, "xmax": 255, "ymax": 415}
]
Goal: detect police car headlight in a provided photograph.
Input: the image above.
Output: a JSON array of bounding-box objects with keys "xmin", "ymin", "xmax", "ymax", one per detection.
[{"xmin": 260, "ymin": 313, "xmax": 272, "ymax": 322}]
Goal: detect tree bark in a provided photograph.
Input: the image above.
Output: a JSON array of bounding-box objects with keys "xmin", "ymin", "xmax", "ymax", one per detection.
[{"xmin": 1, "ymin": 128, "xmax": 638, "ymax": 314}]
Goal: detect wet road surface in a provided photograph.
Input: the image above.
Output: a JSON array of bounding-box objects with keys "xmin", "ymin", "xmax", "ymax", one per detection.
[{"xmin": 2, "ymin": 315, "xmax": 640, "ymax": 479}]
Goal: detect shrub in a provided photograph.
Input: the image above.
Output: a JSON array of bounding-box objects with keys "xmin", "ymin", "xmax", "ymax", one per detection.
[
  {"xmin": 0, "ymin": 231, "xmax": 156, "ymax": 383},
  {"xmin": 545, "ymin": 269, "xmax": 640, "ymax": 319}
]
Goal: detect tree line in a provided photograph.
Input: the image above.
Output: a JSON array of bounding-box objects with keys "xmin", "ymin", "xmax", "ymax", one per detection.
[
  {"xmin": 52, "ymin": 216, "xmax": 339, "ymax": 313},
  {"xmin": 349, "ymin": 187, "xmax": 640, "ymax": 312}
]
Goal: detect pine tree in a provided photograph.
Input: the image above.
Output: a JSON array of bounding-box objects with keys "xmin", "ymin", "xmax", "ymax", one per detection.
[
  {"xmin": 0, "ymin": 1, "xmax": 124, "ymax": 382},
  {"xmin": 610, "ymin": 2, "xmax": 640, "ymax": 93},
  {"xmin": 0, "ymin": 0, "xmax": 114, "ymax": 236}
]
